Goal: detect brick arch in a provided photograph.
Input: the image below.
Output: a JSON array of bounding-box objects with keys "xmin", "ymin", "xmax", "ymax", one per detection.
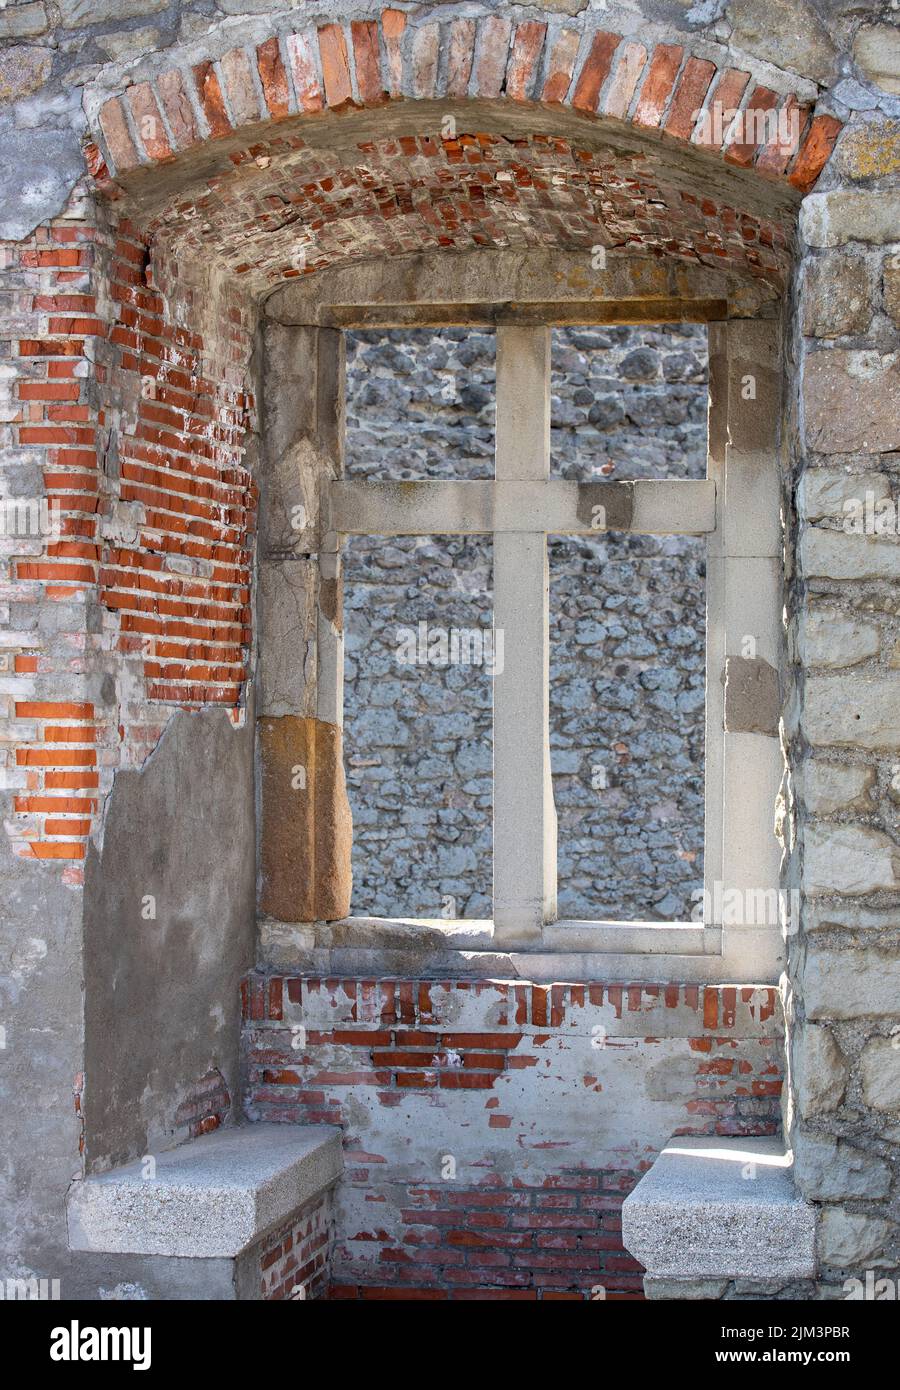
[
  {"xmin": 9, "ymin": 6, "xmax": 840, "ymax": 864},
  {"xmin": 89, "ymin": 10, "xmax": 841, "ymax": 207}
]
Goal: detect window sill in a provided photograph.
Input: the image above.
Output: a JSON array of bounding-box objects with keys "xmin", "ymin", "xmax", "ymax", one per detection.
[{"xmin": 256, "ymin": 916, "xmax": 783, "ymax": 985}]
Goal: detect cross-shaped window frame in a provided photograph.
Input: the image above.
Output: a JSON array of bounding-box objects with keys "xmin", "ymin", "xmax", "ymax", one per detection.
[{"xmin": 266, "ymin": 282, "xmax": 784, "ymax": 983}]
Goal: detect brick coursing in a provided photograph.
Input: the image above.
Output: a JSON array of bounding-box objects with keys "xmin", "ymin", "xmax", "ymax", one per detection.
[
  {"xmin": 1, "ymin": 193, "xmax": 258, "ymax": 867},
  {"xmin": 242, "ymin": 974, "xmax": 782, "ymax": 1297},
  {"xmin": 256, "ymin": 1190, "xmax": 334, "ymax": 1301}
]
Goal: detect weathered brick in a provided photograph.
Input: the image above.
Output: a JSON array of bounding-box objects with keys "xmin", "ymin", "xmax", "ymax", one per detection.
[
  {"xmin": 256, "ymin": 37, "xmax": 291, "ymax": 120},
  {"xmin": 789, "ymin": 113, "xmax": 843, "ymax": 193},
  {"xmin": 446, "ymin": 18, "xmax": 476, "ymax": 98},
  {"xmin": 601, "ymin": 41, "xmax": 647, "ymax": 119},
  {"xmin": 724, "ymin": 84, "xmax": 778, "ymax": 166},
  {"xmin": 220, "ymin": 46, "xmax": 260, "ymax": 127},
  {"xmin": 192, "ymin": 61, "xmax": 231, "ymax": 138},
  {"xmin": 98, "ymin": 97, "xmax": 140, "ymax": 172},
  {"xmin": 692, "ymin": 66, "xmax": 750, "ymax": 149},
  {"xmin": 541, "ymin": 28, "xmax": 580, "ymax": 103},
  {"xmin": 156, "ymin": 69, "xmax": 198, "ymax": 148},
  {"xmin": 286, "ymin": 33, "xmax": 323, "ymax": 113},
  {"xmin": 410, "ymin": 23, "xmax": 439, "ymax": 99},
  {"xmin": 318, "ymin": 23, "xmax": 352, "ymax": 108},
  {"xmin": 506, "ymin": 21, "xmax": 546, "ymax": 102},
  {"xmin": 474, "ymin": 15, "xmax": 512, "ymax": 99},
  {"xmin": 381, "ymin": 8, "xmax": 406, "ymax": 96},
  {"xmin": 633, "ymin": 43, "xmax": 683, "ymax": 127}
]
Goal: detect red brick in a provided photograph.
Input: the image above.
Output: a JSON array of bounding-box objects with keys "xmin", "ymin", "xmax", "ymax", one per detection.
[
  {"xmin": 789, "ymin": 113, "xmax": 842, "ymax": 193},
  {"xmin": 193, "ymin": 61, "xmax": 232, "ymax": 138},
  {"xmin": 633, "ymin": 43, "xmax": 684, "ymax": 128},
  {"xmin": 572, "ymin": 31, "xmax": 621, "ymax": 113},
  {"xmin": 351, "ymin": 21, "xmax": 385, "ymax": 105},
  {"xmin": 756, "ymin": 96, "xmax": 809, "ymax": 175},
  {"xmin": 724, "ymin": 84, "xmax": 779, "ymax": 167},
  {"xmin": 694, "ymin": 67, "xmax": 750, "ymax": 149},
  {"xmin": 382, "ymin": 9, "xmax": 406, "ymax": 96},
  {"xmin": 256, "ymin": 38, "xmax": 291, "ymax": 120},
  {"xmin": 664, "ymin": 57, "xmax": 716, "ymax": 140}
]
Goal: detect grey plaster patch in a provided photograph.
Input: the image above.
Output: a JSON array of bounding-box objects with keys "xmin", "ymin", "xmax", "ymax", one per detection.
[
  {"xmin": 622, "ymin": 1135, "xmax": 816, "ymax": 1281},
  {"xmin": 724, "ymin": 655, "xmax": 780, "ymax": 735},
  {"xmin": 67, "ymin": 1124, "xmax": 343, "ymax": 1258},
  {"xmin": 0, "ymin": 119, "xmax": 85, "ymax": 240}
]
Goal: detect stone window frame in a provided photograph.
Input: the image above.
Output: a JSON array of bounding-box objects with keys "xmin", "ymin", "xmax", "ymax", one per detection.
[{"xmin": 259, "ymin": 253, "xmax": 784, "ymax": 985}]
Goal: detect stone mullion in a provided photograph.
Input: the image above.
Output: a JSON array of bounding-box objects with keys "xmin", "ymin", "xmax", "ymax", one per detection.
[{"xmin": 492, "ymin": 325, "xmax": 557, "ymax": 945}]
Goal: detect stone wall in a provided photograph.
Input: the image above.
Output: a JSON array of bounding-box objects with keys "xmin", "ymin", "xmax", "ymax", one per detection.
[
  {"xmin": 788, "ymin": 132, "xmax": 900, "ymax": 1284},
  {"xmin": 344, "ymin": 323, "xmax": 709, "ymax": 922}
]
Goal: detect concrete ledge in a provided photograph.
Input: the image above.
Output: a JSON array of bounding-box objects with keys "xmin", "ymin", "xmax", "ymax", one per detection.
[
  {"xmin": 67, "ymin": 1124, "xmax": 342, "ymax": 1259},
  {"xmin": 622, "ymin": 1136, "xmax": 816, "ymax": 1287}
]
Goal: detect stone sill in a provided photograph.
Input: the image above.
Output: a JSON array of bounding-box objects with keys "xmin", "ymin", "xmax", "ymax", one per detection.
[
  {"xmin": 258, "ymin": 917, "xmax": 783, "ymax": 985},
  {"xmin": 622, "ymin": 1136, "xmax": 816, "ymax": 1291},
  {"xmin": 67, "ymin": 1124, "xmax": 343, "ymax": 1260}
]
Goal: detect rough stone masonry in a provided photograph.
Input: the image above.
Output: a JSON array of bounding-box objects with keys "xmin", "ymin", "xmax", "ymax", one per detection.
[{"xmin": 0, "ymin": 0, "xmax": 897, "ymax": 1304}]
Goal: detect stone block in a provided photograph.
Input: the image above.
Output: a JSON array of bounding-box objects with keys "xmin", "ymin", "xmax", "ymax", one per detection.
[
  {"xmin": 804, "ymin": 823, "xmax": 898, "ymax": 896},
  {"xmin": 802, "ymin": 671, "xmax": 900, "ymax": 751},
  {"xmin": 860, "ymin": 1036, "xmax": 900, "ymax": 1112},
  {"xmin": 726, "ymin": 0, "xmax": 836, "ymax": 82},
  {"xmin": 67, "ymin": 1124, "xmax": 343, "ymax": 1258},
  {"xmin": 836, "ymin": 120, "xmax": 900, "ymax": 181},
  {"xmin": 798, "ymin": 760, "xmax": 874, "ymax": 814},
  {"xmin": 798, "ymin": 470, "xmax": 890, "ymax": 524},
  {"xmin": 801, "ymin": 527, "xmax": 900, "ymax": 582},
  {"xmin": 801, "ymin": 946, "xmax": 900, "ymax": 1020},
  {"xmin": 801, "ymin": 254, "xmax": 872, "ymax": 338},
  {"xmin": 622, "ymin": 1136, "xmax": 816, "ymax": 1282},
  {"xmin": 259, "ymin": 715, "xmax": 352, "ymax": 922},
  {"xmin": 801, "ymin": 191, "xmax": 900, "ymax": 248},
  {"xmin": 793, "ymin": 1133, "xmax": 890, "ymax": 1200},
  {"xmin": 799, "ymin": 605, "xmax": 880, "ymax": 669},
  {"xmin": 803, "ymin": 350, "xmax": 900, "ymax": 455},
  {"xmin": 723, "ymin": 656, "xmax": 780, "ymax": 735},
  {"xmin": 852, "ymin": 24, "xmax": 900, "ymax": 96},
  {"xmin": 819, "ymin": 1209, "xmax": 891, "ymax": 1268},
  {"xmin": 793, "ymin": 1024, "xmax": 848, "ymax": 1117},
  {"xmin": 884, "ymin": 254, "xmax": 900, "ymax": 331}
]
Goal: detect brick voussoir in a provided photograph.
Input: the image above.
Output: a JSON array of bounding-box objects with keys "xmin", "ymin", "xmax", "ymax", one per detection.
[{"xmin": 90, "ymin": 8, "xmax": 841, "ymax": 195}]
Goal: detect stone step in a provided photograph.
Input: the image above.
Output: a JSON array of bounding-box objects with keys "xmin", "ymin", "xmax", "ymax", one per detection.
[
  {"xmin": 68, "ymin": 1123, "xmax": 342, "ymax": 1260},
  {"xmin": 622, "ymin": 1135, "xmax": 816, "ymax": 1298}
]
